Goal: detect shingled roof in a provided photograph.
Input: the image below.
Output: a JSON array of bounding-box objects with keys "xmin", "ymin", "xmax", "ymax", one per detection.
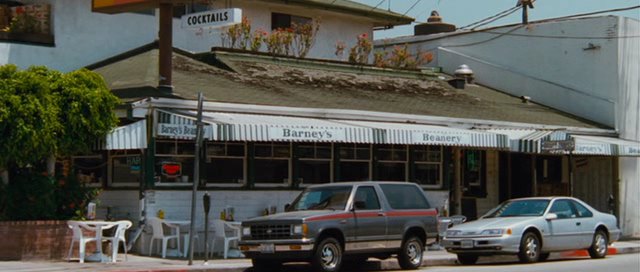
[{"xmin": 91, "ymin": 45, "xmax": 607, "ymax": 130}]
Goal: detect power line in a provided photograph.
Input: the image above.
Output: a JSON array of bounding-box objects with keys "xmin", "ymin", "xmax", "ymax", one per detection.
[
  {"xmin": 403, "ymin": 0, "xmax": 423, "ymax": 16},
  {"xmin": 369, "ymin": 0, "xmax": 386, "ymax": 11}
]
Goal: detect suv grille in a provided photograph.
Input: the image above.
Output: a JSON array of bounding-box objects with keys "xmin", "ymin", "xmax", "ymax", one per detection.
[{"xmin": 250, "ymin": 224, "xmax": 291, "ymax": 240}]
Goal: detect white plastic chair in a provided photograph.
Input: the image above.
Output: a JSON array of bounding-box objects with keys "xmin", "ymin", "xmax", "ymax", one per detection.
[
  {"xmin": 67, "ymin": 221, "xmax": 98, "ymax": 263},
  {"xmin": 102, "ymin": 220, "xmax": 132, "ymax": 262},
  {"xmin": 212, "ymin": 219, "xmax": 240, "ymax": 259},
  {"xmin": 147, "ymin": 217, "xmax": 181, "ymax": 258}
]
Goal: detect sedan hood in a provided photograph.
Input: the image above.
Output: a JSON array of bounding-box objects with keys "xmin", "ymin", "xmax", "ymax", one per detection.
[{"xmin": 450, "ymin": 217, "xmax": 539, "ymax": 231}]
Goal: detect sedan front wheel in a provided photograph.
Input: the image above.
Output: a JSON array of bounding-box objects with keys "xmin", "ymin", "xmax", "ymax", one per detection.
[{"xmin": 518, "ymin": 232, "xmax": 540, "ymax": 263}]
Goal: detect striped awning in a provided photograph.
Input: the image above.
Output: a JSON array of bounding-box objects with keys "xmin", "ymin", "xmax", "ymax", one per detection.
[
  {"xmin": 102, "ymin": 119, "xmax": 147, "ymax": 150},
  {"xmin": 486, "ymin": 129, "xmax": 568, "ymax": 153},
  {"xmin": 571, "ymin": 135, "xmax": 640, "ymax": 156},
  {"xmin": 201, "ymin": 112, "xmax": 375, "ymax": 143},
  {"xmin": 334, "ymin": 120, "xmax": 509, "ymax": 148}
]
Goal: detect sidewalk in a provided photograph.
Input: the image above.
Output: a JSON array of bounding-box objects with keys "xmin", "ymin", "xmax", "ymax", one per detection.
[{"xmin": 1, "ymin": 240, "xmax": 638, "ymax": 272}]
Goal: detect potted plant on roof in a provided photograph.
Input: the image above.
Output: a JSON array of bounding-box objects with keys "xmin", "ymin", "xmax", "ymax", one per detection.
[{"xmin": 0, "ymin": 65, "xmax": 119, "ymax": 260}]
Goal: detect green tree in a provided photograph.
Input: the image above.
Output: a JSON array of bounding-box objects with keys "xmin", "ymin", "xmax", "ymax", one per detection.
[
  {"xmin": 0, "ymin": 64, "xmax": 119, "ymax": 175},
  {"xmin": 0, "ymin": 65, "xmax": 118, "ymax": 220}
]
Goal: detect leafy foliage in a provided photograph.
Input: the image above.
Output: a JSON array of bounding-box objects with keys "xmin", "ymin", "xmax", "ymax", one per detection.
[
  {"xmin": 0, "ymin": 169, "xmax": 100, "ymax": 220},
  {"xmin": 0, "ymin": 65, "xmax": 119, "ymax": 168}
]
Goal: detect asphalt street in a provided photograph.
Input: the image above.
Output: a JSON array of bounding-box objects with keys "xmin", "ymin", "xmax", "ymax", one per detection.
[{"xmin": 401, "ymin": 253, "xmax": 640, "ymax": 272}]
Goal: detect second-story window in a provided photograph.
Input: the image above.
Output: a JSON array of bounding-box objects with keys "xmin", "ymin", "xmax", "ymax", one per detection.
[{"xmin": 271, "ymin": 12, "xmax": 311, "ymax": 30}]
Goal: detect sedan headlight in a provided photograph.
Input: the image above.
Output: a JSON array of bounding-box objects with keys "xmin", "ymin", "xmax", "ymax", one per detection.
[
  {"xmin": 446, "ymin": 230, "xmax": 462, "ymax": 237},
  {"xmin": 480, "ymin": 228, "xmax": 511, "ymax": 236},
  {"xmin": 242, "ymin": 226, "xmax": 251, "ymax": 236}
]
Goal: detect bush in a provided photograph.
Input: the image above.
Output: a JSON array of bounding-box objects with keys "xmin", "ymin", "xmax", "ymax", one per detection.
[{"xmin": 0, "ymin": 169, "xmax": 100, "ymax": 221}]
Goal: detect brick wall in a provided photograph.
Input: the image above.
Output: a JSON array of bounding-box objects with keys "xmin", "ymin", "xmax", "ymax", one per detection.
[{"xmin": 0, "ymin": 220, "xmax": 95, "ymax": 261}]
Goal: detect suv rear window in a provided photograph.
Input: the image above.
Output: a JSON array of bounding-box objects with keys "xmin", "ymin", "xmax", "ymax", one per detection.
[{"xmin": 380, "ymin": 184, "xmax": 431, "ymax": 209}]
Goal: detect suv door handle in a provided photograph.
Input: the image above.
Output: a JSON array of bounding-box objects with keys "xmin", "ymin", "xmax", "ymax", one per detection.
[{"xmin": 378, "ymin": 212, "xmax": 385, "ymax": 217}]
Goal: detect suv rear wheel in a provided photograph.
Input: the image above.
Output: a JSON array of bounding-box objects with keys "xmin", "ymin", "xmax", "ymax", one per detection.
[
  {"xmin": 311, "ymin": 237, "xmax": 342, "ymax": 272},
  {"xmin": 398, "ymin": 235, "xmax": 423, "ymax": 269}
]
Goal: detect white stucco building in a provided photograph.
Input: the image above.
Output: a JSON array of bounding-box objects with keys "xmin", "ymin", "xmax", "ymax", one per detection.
[{"xmin": 379, "ymin": 15, "xmax": 640, "ymax": 237}]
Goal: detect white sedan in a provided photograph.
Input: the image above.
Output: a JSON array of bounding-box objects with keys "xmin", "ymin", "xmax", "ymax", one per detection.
[{"xmin": 442, "ymin": 196, "xmax": 621, "ymax": 265}]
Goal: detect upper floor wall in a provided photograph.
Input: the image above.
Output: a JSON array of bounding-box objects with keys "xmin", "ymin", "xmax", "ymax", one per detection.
[
  {"xmin": 379, "ymin": 16, "xmax": 638, "ymax": 134},
  {"xmin": 1, "ymin": 0, "xmax": 382, "ymax": 72}
]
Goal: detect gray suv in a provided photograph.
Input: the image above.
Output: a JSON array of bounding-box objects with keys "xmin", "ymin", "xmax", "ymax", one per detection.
[{"xmin": 239, "ymin": 181, "xmax": 439, "ymax": 272}]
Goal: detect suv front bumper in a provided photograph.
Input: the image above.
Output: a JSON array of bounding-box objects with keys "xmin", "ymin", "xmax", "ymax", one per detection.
[{"xmin": 239, "ymin": 239, "xmax": 315, "ymax": 259}]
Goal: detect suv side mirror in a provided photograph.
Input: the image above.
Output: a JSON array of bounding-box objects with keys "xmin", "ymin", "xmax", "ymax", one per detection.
[
  {"xmin": 545, "ymin": 213, "xmax": 558, "ymax": 221},
  {"xmin": 284, "ymin": 203, "xmax": 291, "ymax": 212}
]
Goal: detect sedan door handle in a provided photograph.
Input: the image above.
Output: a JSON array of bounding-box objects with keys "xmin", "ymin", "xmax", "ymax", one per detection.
[{"xmin": 576, "ymin": 222, "xmax": 581, "ymax": 226}]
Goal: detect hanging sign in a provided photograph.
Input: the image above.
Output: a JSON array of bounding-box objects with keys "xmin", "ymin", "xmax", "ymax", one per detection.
[
  {"xmin": 181, "ymin": 8, "xmax": 242, "ymax": 29},
  {"xmin": 269, "ymin": 127, "xmax": 346, "ymax": 141},
  {"xmin": 412, "ymin": 132, "xmax": 471, "ymax": 145},
  {"xmin": 157, "ymin": 123, "xmax": 198, "ymax": 138},
  {"xmin": 541, "ymin": 140, "xmax": 575, "ymax": 153}
]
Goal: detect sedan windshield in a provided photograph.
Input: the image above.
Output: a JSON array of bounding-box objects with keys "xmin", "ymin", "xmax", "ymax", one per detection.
[
  {"xmin": 289, "ymin": 186, "xmax": 352, "ymax": 211},
  {"xmin": 483, "ymin": 199, "xmax": 550, "ymax": 218}
]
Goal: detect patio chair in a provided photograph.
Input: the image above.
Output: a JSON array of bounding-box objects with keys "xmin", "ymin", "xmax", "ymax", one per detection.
[
  {"xmin": 147, "ymin": 217, "xmax": 181, "ymax": 258},
  {"xmin": 102, "ymin": 220, "xmax": 132, "ymax": 262},
  {"xmin": 67, "ymin": 221, "xmax": 98, "ymax": 263},
  {"xmin": 212, "ymin": 219, "xmax": 240, "ymax": 259}
]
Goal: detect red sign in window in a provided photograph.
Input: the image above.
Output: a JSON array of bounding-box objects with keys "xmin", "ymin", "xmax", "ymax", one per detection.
[{"xmin": 161, "ymin": 162, "xmax": 181, "ymax": 177}]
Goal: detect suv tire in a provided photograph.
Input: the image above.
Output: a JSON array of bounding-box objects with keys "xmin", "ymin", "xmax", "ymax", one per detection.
[
  {"xmin": 311, "ymin": 237, "xmax": 342, "ymax": 272},
  {"xmin": 398, "ymin": 235, "xmax": 423, "ymax": 270}
]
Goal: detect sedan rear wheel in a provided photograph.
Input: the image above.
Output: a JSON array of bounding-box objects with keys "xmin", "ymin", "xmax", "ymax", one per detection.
[
  {"xmin": 588, "ymin": 230, "xmax": 608, "ymax": 259},
  {"xmin": 518, "ymin": 232, "xmax": 540, "ymax": 263}
]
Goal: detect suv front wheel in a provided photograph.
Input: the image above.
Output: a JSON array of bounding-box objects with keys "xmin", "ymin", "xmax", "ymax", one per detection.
[{"xmin": 311, "ymin": 237, "xmax": 343, "ymax": 272}]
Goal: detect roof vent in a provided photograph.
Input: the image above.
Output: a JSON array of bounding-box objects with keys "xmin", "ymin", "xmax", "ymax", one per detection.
[
  {"xmin": 454, "ymin": 64, "xmax": 474, "ymax": 84},
  {"xmin": 414, "ymin": 11, "xmax": 456, "ymax": 36}
]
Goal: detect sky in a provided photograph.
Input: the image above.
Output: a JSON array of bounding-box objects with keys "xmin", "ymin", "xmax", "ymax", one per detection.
[{"xmin": 352, "ymin": 0, "xmax": 640, "ymax": 39}]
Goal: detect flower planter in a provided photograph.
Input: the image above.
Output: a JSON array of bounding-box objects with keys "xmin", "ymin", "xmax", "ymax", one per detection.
[{"xmin": 0, "ymin": 220, "xmax": 95, "ymax": 261}]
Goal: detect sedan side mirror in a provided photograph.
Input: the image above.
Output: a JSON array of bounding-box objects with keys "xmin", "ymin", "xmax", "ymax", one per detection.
[{"xmin": 545, "ymin": 213, "xmax": 558, "ymax": 221}]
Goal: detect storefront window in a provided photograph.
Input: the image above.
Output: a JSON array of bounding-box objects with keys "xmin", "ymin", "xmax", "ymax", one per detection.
[
  {"xmin": 155, "ymin": 139, "xmax": 195, "ymax": 184},
  {"xmin": 536, "ymin": 155, "xmax": 562, "ymax": 183},
  {"xmin": 376, "ymin": 145, "xmax": 407, "ymax": 181},
  {"xmin": 339, "ymin": 144, "xmax": 370, "ymax": 182},
  {"xmin": 413, "ymin": 146, "xmax": 442, "ymax": 188},
  {"xmin": 110, "ymin": 150, "xmax": 142, "ymax": 186},
  {"xmin": 72, "ymin": 154, "xmax": 106, "ymax": 187},
  {"xmin": 205, "ymin": 142, "xmax": 245, "ymax": 184},
  {"xmin": 254, "ymin": 142, "xmax": 290, "ymax": 184},
  {"xmin": 298, "ymin": 143, "xmax": 332, "ymax": 184}
]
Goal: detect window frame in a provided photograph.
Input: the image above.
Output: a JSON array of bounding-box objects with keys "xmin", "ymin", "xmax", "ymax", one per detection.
[
  {"xmin": 71, "ymin": 154, "xmax": 107, "ymax": 188},
  {"xmin": 338, "ymin": 143, "xmax": 371, "ymax": 182},
  {"xmin": 412, "ymin": 145, "xmax": 443, "ymax": 189},
  {"xmin": 108, "ymin": 150, "xmax": 143, "ymax": 187},
  {"xmin": 204, "ymin": 141, "xmax": 246, "ymax": 187},
  {"xmin": 155, "ymin": 138, "xmax": 195, "ymax": 186},
  {"xmin": 253, "ymin": 142, "xmax": 291, "ymax": 186},
  {"xmin": 297, "ymin": 143, "xmax": 333, "ymax": 186}
]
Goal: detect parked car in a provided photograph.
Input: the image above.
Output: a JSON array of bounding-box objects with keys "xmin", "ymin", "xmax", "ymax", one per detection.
[
  {"xmin": 442, "ymin": 196, "xmax": 621, "ymax": 265},
  {"xmin": 239, "ymin": 181, "xmax": 439, "ymax": 272}
]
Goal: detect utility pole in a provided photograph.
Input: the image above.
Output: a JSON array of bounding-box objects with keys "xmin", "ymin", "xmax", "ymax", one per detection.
[{"xmin": 518, "ymin": 0, "xmax": 534, "ymax": 24}]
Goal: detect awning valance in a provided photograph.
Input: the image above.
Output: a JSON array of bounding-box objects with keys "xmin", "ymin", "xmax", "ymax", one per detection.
[
  {"xmin": 571, "ymin": 135, "xmax": 640, "ymax": 156},
  {"xmin": 335, "ymin": 120, "xmax": 509, "ymax": 148},
  {"xmin": 102, "ymin": 119, "xmax": 147, "ymax": 150}
]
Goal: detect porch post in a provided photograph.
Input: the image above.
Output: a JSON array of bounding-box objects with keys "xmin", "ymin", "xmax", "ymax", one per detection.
[{"xmin": 453, "ymin": 147, "xmax": 462, "ymax": 215}]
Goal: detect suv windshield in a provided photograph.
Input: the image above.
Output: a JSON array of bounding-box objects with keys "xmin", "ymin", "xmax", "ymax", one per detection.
[
  {"xmin": 483, "ymin": 199, "xmax": 550, "ymax": 218},
  {"xmin": 289, "ymin": 186, "xmax": 352, "ymax": 211}
]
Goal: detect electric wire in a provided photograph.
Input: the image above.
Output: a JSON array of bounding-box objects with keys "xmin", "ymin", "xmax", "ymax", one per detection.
[
  {"xmin": 403, "ymin": 0, "xmax": 423, "ymax": 16},
  {"xmin": 369, "ymin": 0, "xmax": 386, "ymax": 11}
]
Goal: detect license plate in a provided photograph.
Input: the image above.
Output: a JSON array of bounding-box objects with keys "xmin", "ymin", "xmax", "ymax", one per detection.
[
  {"xmin": 259, "ymin": 243, "xmax": 275, "ymax": 253},
  {"xmin": 461, "ymin": 240, "xmax": 474, "ymax": 248}
]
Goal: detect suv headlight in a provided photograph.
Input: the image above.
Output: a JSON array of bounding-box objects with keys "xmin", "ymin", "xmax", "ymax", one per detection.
[
  {"xmin": 292, "ymin": 224, "xmax": 308, "ymax": 236},
  {"xmin": 242, "ymin": 226, "xmax": 251, "ymax": 236}
]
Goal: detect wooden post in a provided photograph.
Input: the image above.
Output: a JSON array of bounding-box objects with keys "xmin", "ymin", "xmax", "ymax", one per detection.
[
  {"xmin": 159, "ymin": 3, "xmax": 173, "ymax": 89},
  {"xmin": 453, "ymin": 148, "xmax": 462, "ymax": 215}
]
